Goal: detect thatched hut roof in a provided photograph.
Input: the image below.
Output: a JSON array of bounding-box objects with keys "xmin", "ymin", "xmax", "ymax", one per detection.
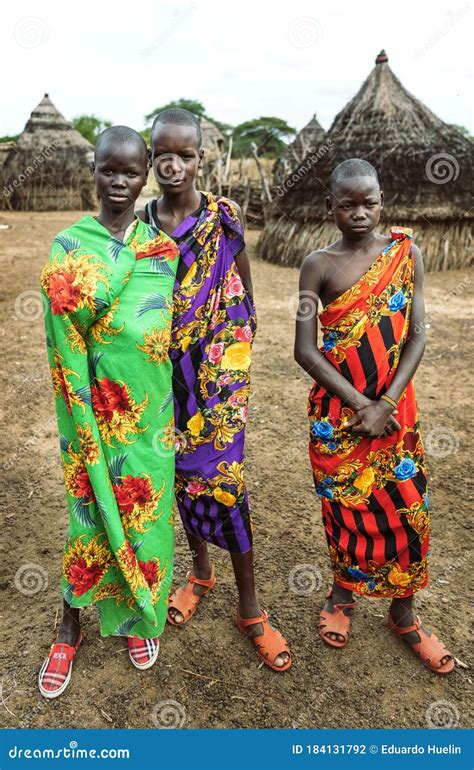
[
  {"xmin": 258, "ymin": 51, "xmax": 474, "ymax": 271},
  {"xmin": 200, "ymin": 118, "xmax": 225, "ymax": 156},
  {"xmin": 1, "ymin": 94, "xmax": 96, "ymax": 211},
  {"xmin": 287, "ymin": 114, "xmax": 325, "ymax": 166}
]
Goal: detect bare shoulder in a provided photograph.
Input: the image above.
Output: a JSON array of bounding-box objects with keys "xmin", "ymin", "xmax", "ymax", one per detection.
[
  {"xmin": 300, "ymin": 245, "xmax": 335, "ymax": 275},
  {"xmin": 135, "ymin": 207, "xmax": 147, "ymax": 222},
  {"xmin": 411, "ymin": 240, "xmax": 424, "ymax": 276}
]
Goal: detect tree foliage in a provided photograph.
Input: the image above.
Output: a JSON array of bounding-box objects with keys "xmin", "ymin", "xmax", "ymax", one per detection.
[
  {"xmin": 231, "ymin": 116, "xmax": 296, "ymax": 158},
  {"xmin": 72, "ymin": 115, "xmax": 112, "ymax": 145}
]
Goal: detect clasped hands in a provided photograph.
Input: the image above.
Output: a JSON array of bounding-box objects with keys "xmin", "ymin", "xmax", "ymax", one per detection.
[{"xmin": 344, "ymin": 398, "xmax": 400, "ymax": 438}]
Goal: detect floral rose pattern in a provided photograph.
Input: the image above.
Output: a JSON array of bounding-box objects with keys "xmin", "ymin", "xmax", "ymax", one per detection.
[
  {"xmin": 41, "ymin": 215, "xmax": 179, "ymax": 637},
  {"xmin": 308, "ymin": 228, "xmax": 430, "ymax": 598},
  {"xmin": 145, "ymin": 193, "xmax": 257, "ymax": 553}
]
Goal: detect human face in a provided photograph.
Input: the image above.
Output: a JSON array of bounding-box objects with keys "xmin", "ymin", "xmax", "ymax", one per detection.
[
  {"xmin": 94, "ymin": 140, "xmax": 148, "ymax": 211},
  {"xmin": 327, "ymin": 176, "xmax": 383, "ymax": 240},
  {"xmin": 151, "ymin": 123, "xmax": 203, "ymax": 195}
]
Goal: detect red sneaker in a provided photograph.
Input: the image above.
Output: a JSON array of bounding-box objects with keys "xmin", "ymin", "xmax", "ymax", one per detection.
[
  {"xmin": 127, "ymin": 636, "xmax": 160, "ymax": 669},
  {"xmin": 38, "ymin": 632, "xmax": 83, "ymax": 699}
]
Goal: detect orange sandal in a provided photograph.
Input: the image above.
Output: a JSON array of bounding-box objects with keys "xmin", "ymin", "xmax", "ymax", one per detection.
[
  {"xmin": 319, "ymin": 590, "xmax": 356, "ymax": 648},
  {"xmin": 167, "ymin": 567, "xmax": 216, "ymax": 626},
  {"xmin": 388, "ymin": 611, "xmax": 455, "ymax": 675},
  {"xmin": 235, "ymin": 609, "xmax": 292, "ymax": 672}
]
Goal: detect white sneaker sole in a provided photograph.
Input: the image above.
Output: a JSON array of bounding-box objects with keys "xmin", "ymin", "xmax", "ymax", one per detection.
[
  {"xmin": 38, "ymin": 659, "xmax": 73, "ymax": 699},
  {"xmin": 128, "ymin": 639, "xmax": 160, "ymax": 670}
]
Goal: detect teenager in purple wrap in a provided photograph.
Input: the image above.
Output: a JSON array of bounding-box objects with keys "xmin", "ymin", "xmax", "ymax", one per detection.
[{"xmin": 137, "ymin": 108, "xmax": 291, "ymax": 672}]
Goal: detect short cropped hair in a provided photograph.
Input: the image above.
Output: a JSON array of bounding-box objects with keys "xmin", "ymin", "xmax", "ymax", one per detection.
[
  {"xmin": 329, "ymin": 158, "xmax": 379, "ymax": 193},
  {"xmin": 95, "ymin": 125, "xmax": 147, "ymax": 158},
  {"xmin": 151, "ymin": 108, "xmax": 202, "ymax": 147}
]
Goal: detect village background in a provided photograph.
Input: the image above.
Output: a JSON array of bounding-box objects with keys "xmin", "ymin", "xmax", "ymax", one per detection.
[{"xmin": 0, "ymin": 0, "xmax": 472, "ymax": 731}]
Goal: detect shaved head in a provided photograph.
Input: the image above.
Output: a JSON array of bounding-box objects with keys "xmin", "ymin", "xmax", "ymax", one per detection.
[
  {"xmin": 95, "ymin": 125, "xmax": 148, "ymax": 163},
  {"xmin": 151, "ymin": 108, "xmax": 202, "ymax": 147},
  {"xmin": 330, "ymin": 158, "xmax": 379, "ymax": 194}
]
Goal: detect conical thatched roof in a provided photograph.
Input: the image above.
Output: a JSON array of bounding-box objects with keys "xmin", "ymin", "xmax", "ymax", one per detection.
[
  {"xmin": 1, "ymin": 94, "xmax": 96, "ymax": 211},
  {"xmin": 258, "ymin": 52, "xmax": 474, "ymax": 271},
  {"xmin": 200, "ymin": 118, "xmax": 225, "ymax": 155},
  {"xmin": 287, "ymin": 114, "xmax": 325, "ymax": 166}
]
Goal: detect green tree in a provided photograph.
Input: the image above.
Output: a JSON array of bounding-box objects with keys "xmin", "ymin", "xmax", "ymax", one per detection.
[
  {"xmin": 451, "ymin": 124, "xmax": 473, "ymax": 140},
  {"xmin": 72, "ymin": 115, "xmax": 112, "ymax": 145},
  {"xmin": 145, "ymin": 99, "xmax": 207, "ymax": 123},
  {"xmin": 0, "ymin": 134, "xmax": 19, "ymax": 143},
  {"xmin": 231, "ymin": 117, "xmax": 295, "ymax": 158},
  {"xmin": 144, "ymin": 99, "xmax": 231, "ymax": 141}
]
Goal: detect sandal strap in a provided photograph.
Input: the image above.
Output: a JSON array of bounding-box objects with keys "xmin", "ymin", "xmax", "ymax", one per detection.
[
  {"xmin": 235, "ymin": 609, "xmax": 291, "ymax": 668},
  {"xmin": 187, "ymin": 567, "xmax": 216, "ymax": 589},
  {"xmin": 319, "ymin": 608, "xmax": 351, "ymax": 637},
  {"xmin": 389, "ymin": 613, "xmax": 422, "ymax": 635},
  {"xmin": 235, "ymin": 609, "xmax": 268, "ymax": 628},
  {"xmin": 333, "ymin": 601, "xmax": 356, "ymax": 611}
]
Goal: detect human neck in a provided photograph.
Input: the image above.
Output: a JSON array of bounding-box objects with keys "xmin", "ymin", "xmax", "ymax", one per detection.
[
  {"xmin": 96, "ymin": 204, "xmax": 136, "ymax": 238},
  {"xmin": 158, "ymin": 187, "xmax": 201, "ymax": 217},
  {"xmin": 341, "ymin": 229, "xmax": 379, "ymax": 253}
]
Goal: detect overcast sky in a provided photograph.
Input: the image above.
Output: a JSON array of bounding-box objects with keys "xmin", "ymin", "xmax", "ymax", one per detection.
[{"xmin": 2, "ymin": 0, "xmax": 472, "ymax": 138}]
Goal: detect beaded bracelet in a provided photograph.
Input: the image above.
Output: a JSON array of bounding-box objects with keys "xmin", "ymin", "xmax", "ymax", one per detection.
[{"xmin": 380, "ymin": 394, "xmax": 397, "ymax": 409}]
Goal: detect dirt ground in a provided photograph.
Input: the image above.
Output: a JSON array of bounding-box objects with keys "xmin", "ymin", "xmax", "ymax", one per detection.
[{"xmin": 0, "ymin": 212, "xmax": 472, "ymax": 731}]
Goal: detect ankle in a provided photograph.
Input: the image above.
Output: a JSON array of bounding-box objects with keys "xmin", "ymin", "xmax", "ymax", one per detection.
[
  {"xmin": 331, "ymin": 584, "xmax": 353, "ymax": 604},
  {"xmin": 191, "ymin": 562, "xmax": 212, "ymax": 580}
]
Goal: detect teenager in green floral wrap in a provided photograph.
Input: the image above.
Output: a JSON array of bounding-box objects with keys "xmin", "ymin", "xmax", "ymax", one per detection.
[{"xmin": 38, "ymin": 127, "xmax": 179, "ymax": 698}]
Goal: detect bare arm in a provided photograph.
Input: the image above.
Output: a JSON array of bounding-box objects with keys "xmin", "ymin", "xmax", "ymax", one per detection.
[
  {"xmin": 231, "ymin": 200, "xmax": 254, "ymax": 298},
  {"xmin": 294, "ymin": 252, "xmax": 372, "ymax": 411}
]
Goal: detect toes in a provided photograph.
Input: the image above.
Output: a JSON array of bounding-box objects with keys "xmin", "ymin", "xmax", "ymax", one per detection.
[
  {"xmin": 274, "ymin": 653, "xmax": 290, "ymax": 667},
  {"xmin": 168, "ymin": 609, "xmax": 184, "ymax": 624}
]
